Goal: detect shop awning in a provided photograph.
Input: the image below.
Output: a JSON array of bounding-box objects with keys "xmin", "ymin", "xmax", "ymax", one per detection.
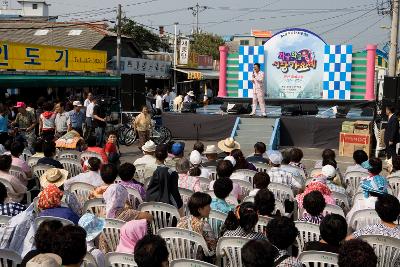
[
  {"xmin": 0, "ymin": 74, "xmax": 121, "ymax": 88},
  {"xmin": 173, "ymin": 68, "xmax": 219, "ymax": 80}
]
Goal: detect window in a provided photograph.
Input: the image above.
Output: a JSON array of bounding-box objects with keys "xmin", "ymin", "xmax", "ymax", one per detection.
[
  {"xmin": 68, "ymin": 30, "xmax": 83, "ymax": 36},
  {"xmin": 34, "ymin": 29, "xmax": 49, "ymax": 36},
  {"xmin": 32, "ymin": 3, "xmax": 38, "ymax": 9},
  {"xmin": 240, "ymin": 40, "xmax": 249, "ymax": 45}
]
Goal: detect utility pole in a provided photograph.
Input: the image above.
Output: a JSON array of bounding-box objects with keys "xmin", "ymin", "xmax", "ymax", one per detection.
[
  {"xmin": 388, "ymin": 0, "xmax": 399, "ymax": 76},
  {"xmin": 188, "ymin": 3, "xmax": 208, "ymax": 34},
  {"xmin": 173, "ymin": 22, "xmax": 178, "ymax": 92},
  {"xmin": 116, "ymin": 4, "xmax": 122, "ymax": 76}
]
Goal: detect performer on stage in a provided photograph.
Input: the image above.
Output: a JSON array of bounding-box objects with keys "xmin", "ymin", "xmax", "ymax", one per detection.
[{"xmin": 250, "ymin": 63, "xmax": 266, "ymax": 117}]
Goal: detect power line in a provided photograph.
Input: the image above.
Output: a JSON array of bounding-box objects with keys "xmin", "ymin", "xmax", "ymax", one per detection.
[
  {"xmin": 128, "ymin": 7, "xmax": 188, "ymax": 18},
  {"xmin": 319, "ymin": 8, "xmax": 376, "ymax": 35},
  {"xmin": 342, "ymin": 16, "xmax": 386, "ymax": 44}
]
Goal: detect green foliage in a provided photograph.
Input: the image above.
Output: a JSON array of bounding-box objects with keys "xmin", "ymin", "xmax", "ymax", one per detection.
[
  {"xmin": 117, "ymin": 18, "xmax": 169, "ymax": 51},
  {"xmin": 191, "ymin": 33, "xmax": 224, "ymax": 59}
]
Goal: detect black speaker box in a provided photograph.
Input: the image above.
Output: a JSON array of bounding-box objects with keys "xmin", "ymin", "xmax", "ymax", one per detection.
[
  {"xmin": 383, "ymin": 76, "xmax": 400, "ymax": 102},
  {"xmin": 300, "ymin": 104, "xmax": 319, "ymax": 115},
  {"xmin": 282, "ymin": 104, "xmax": 302, "ymax": 116}
]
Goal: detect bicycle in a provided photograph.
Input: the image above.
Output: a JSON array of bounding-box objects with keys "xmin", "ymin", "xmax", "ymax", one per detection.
[{"xmin": 118, "ymin": 114, "xmax": 172, "ymax": 146}]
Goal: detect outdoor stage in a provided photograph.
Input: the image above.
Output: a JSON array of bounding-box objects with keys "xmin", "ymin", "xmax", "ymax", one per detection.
[{"xmin": 162, "ymin": 104, "xmax": 374, "ymax": 149}]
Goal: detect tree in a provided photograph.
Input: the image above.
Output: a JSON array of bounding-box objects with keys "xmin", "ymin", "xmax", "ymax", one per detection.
[
  {"xmin": 115, "ymin": 18, "xmax": 170, "ymax": 51},
  {"xmin": 190, "ymin": 33, "xmax": 225, "ymax": 59}
]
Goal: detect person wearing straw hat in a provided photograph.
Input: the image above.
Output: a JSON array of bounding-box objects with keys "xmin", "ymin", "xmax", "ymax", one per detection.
[
  {"xmin": 217, "ymin": 137, "xmax": 240, "ymax": 159},
  {"xmin": 78, "ymin": 213, "xmax": 106, "ymax": 267},
  {"xmin": 184, "ymin": 90, "xmax": 195, "ymax": 103},
  {"xmin": 203, "ymin": 145, "xmax": 220, "ymax": 167},
  {"xmin": 40, "ymin": 168, "xmax": 83, "ymax": 216},
  {"xmin": 37, "ymin": 184, "xmax": 80, "ymax": 224},
  {"xmin": 26, "ymin": 253, "xmax": 62, "ymax": 267}
]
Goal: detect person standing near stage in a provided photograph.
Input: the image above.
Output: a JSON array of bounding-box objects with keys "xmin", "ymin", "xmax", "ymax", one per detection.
[
  {"xmin": 384, "ymin": 105, "xmax": 399, "ymax": 159},
  {"xmin": 250, "ymin": 63, "xmax": 266, "ymax": 117}
]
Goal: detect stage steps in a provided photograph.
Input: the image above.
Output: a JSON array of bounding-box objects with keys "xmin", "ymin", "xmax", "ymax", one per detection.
[{"xmin": 232, "ymin": 117, "xmax": 277, "ymax": 155}]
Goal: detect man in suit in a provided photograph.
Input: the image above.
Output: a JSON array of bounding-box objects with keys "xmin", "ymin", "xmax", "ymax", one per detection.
[{"xmin": 384, "ymin": 105, "xmax": 399, "ymax": 159}]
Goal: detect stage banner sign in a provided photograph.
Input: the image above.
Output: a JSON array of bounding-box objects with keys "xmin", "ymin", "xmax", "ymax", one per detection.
[
  {"xmin": 264, "ymin": 29, "xmax": 326, "ymax": 99},
  {"xmin": 0, "ymin": 41, "xmax": 106, "ymax": 72}
]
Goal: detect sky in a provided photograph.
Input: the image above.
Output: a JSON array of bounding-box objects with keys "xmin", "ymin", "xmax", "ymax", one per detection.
[{"xmin": 11, "ymin": 0, "xmax": 393, "ymax": 51}]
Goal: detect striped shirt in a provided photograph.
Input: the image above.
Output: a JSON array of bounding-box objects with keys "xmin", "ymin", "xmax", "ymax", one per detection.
[
  {"xmin": 0, "ymin": 202, "xmax": 26, "ymax": 216},
  {"xmin": 299, "ymin": 213, "xmax": 325, "ymax": 225}
]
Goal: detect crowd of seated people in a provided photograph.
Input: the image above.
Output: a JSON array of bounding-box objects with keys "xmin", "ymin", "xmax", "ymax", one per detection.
[{"xmin": 2, "ymin": 127, "xmax": 400, "ymax": 267}]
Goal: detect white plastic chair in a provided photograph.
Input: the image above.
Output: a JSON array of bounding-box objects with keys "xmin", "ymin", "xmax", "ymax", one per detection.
[
  {"xmin": 84, "ymin": 198, "xmax": 106, "ymax": 218},
  {"xmin": 27, "ymin": 157, "xmax": 40, "ymax": 168},
  {"xmin": 0, "ymin": 178, "xmax": 14, "ymax": 195},
  {"xmin": 69, "ymin": 182, "xmax": 95, "ymax": 207},
  {"xmin": 388, "ymin": 177, "xmax": 400, "ymax": 198},
  {"xmin": 81, "ymin": 151, "xmax": 103, "ymax": 164},
  {"xmin": 58, "ymin": 150, "xmax": 81, "ymax": 160},
  {"xmin": 32, "ymin": 164, "xmax": 52, "ymax": 179},
  {"xmin": 134, "ymin": 164, "xmax": 147, "ymax": 185},
  {"xmin": 179, "ymin": 187, "xmax": 194, "ymax": 206},
  {"xmin": 138, "ymin": 202, "xmax": 180, "ymax": 234},
  {"xmin": 295, "ymin": 221, "xmax": 321, "ymax": 253},
  {"xmin": 242, "ymin": 196, "xmax": 254, "ymax": 203},
  {"xmin": 231, "ymin": 179, "xmax": 253, "ymax": 199},
  {"xmin": 349, "ymin": 209, "xmax": 380, "ymax": 231},
  {"xmin": 253, "ymin": 163, "xmax": 269, "ymax": 173},
  {"xmin": 0, "ymin": 215, "xmax": 11, "ymax": 227},
  {"xmin": 256, "ymin": 215, "xmax": 272, "ymax": 234},
  {"xmin": 9, "ymin": 165, "xmax": 27, "ymax": 182},
  {"xmin": 125, "ymin": 187, "xmax": 143, "ymax": 209},
  {"xmin": 268, "ymin": 182, "xmax": 294, "ymax": 202},
  {"xmin": 352, "ymin": 192, "xmax": 365, "ymax": 206},
  {"xmin": 198, "ymin": 176, "xmax": 212, "ymax": 192},
  {"xmin": 82, "ymin": 252, "xmax": 98, "ymax": 267},
  {"xmin": 216, "ymin": 237, "xmax": 251, "ymax": 267},
  {"xmin": 105, "ymin": 252, "xmax": 138, "ymax": 267},
  {"xmin": 0, "ymin": 249, "xmax": 22, "ymax": 267},
  {"xmin": 231, "ymin": 169, "xmax": 257, "ymax": 183},
  {"xmin": 331, "ymin": 191, "xmax": 350, "ymax": 210},
  {"xmin": 298, "ymin": 251, "xmax": 339, "ymax": 267},
  {"xmin": 170, "ymin": 259, "xmax": 217, "ymax": 267},
  {"xmin": 203, "ymin": 167, "xmax": 217, "ymax": 180},
  {"xmin": 60, "ymin": 158, "xmax": 83, "ymax": 178},
  {"xmin": 207, "ymin": 210, "xmax": 227, "ymax": 237},
  {"xmin": 34, "ymin": 216, "xmax": 74, "ymax": 230},
  {"xmin": 360, "ymin": 235, "xmax": 400, "ymax": 267},
  {"xmin": 102, "ymin": 218, "xmax": 125, "ymax": 253},
  {"xmin": 344, "ymin": 171, "xmax": 368, "ymax": 196},
  {"xmin": 158, "ymin": 227, "xmax": 211, "ymax": 260},
  {"xmin": 323, "ymin": 204, "xmax": 345, "ymax": 217}
]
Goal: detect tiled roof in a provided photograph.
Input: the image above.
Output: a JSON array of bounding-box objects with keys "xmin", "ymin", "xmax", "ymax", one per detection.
[{"xmin": 0, "ymin": 20, "xmax": 115, "ymax": 49}]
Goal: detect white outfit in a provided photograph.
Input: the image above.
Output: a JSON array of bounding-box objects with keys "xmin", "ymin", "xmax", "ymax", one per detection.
[
  {"xmin": 84, "ymin": 98, "xmax": 91, "ymax": 107},
  {"xmin": 155, "ymin": 95, "xmax": 163, "ymax": 110},
  {"xmin": 64, "ymin": 171, "xmax": 103, "ymax": 191},
  {"xmin": 268, "ymin": 167, "xmax": 302, "ymax": 192},
  {"xmin": 86, "ymin": 102, "xmax": 95, "ymax": 118},
  {"xmin": 251, "ymin": 70, "xmax": 266, "ymax": 115},
  {"xmin": 134, "ymin": 154, "xmax": 157, "ymax": 166},
  {"xmin": 346, "ymin": 196, "xmax": 377, "ymax": 231}
]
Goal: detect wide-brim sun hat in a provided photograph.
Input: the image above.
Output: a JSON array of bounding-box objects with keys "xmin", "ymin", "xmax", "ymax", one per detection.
[
  {"xmin": 78, "ymin": 213, "xmax": 106, "ymax": 242},
  {"xmin": 218, "ymin": 137, "xmax": 240, "ymax": 153},
  {"xmin": 187, "ymin": 91, "xmax": 195, "ymax": 97},
  {"xmin": 27, "ymin": 253, "xmax": 62, "ymax": 267},
  {"xmin": 204, "ymin": 145, "xmax": 219, "ymax": 154},
  {"xmin": 142, "ymin": 140, "xmax": 156, "ymax": 153},
  {"xmin": 39, "ymin": 168, "xmax": 69, "ymax": 188}
]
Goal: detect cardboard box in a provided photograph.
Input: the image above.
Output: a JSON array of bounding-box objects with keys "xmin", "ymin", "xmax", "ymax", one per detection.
[
  {"xmin": 353, "ymin": 121, "xmax": 371, "ymax": 134},
  {"xmin": 339, "ymin": 132, "xmax": 371, "ymax": 157},
  {"xmin": 341, "ymin": 121, "xmax": 355, "ymax": 133}
]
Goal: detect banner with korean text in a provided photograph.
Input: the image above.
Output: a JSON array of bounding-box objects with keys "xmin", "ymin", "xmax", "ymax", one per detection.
[
  {"xmin": 264, "ymin": 29, "xmax": 326, "ymax": 99},
  {"xmin": 0, "ymin": 41, "xmax": 107, "ymax": 72}
]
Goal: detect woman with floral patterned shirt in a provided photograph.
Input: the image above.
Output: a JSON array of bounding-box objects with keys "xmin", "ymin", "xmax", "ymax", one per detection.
[{"xmin": 177, "ymin": 192, "xmax": 217, "ymax": 260}]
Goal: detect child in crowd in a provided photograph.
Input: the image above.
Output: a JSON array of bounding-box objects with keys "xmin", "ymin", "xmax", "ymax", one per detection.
[
  {"xmin": 104, "ymin": 131, "xmax": 120, "ymax": 165},
  {"xmin": 118, "ymin": 163, "xmax": 146, "ymax": 200}
]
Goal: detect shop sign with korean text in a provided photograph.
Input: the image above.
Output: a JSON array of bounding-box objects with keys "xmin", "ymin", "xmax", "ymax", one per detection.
[{"xmin": 0, "ymin": 41, "xmax": 107, "ymax": 72}]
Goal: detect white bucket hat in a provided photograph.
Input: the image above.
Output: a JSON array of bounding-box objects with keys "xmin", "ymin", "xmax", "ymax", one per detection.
[{"xmin": 142, "ymin": 140, "xmax": 156, "ymax": 153}]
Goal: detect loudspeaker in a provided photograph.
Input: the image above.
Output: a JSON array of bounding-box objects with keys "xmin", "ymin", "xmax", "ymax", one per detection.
[
  {"xmin": 383, "ymin": 76, "xmax": 400, "ymax": 102},
  {"xmin": 132, "ymin": 74, "xmax": 145, "ymax": 110},
  {"xmin": 220, "ymin": 102, "xmax": 251, "ymax": 114},
  {"xmin": 121, "ymin": 74, "xmax": 133, "ymax": 111},
  {"xmin": 281, "ymin": 104, "xmax": 302, "ymax": 116},
  {"xmin": 300, "ymin": 104, "xmax": 319, "ymax": 115}
]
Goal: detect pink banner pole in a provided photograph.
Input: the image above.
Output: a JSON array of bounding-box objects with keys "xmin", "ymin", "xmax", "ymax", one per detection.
[
  {"xmin": 365, "ymin": 44, "xmax": 377, "ymax": 100},
  {"xmin": 218, "ymin": 46, "xmax": 228, "ymax": 97}
]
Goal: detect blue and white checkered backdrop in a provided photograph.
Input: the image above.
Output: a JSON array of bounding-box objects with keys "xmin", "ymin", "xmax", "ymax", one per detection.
[
  {"xmin": 322, "ymin": 45, "xmax": 353, "ymax": 100},
  {"xmin": 238, "ymin": 46, "xmax": 265, "ymax": 98}
]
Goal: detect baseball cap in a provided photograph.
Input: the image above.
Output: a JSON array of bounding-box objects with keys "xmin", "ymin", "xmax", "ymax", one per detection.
[
  {"xmin": 268, "ymin": 151, "xmax": 283, "ymax": 165},
  {"xmin": 72, "ymin": 101, "xmax": 82, "ymax": 107},
  {"xmin": 171, "ymin": 142, "xmax": 185, "ymax": 156}
]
